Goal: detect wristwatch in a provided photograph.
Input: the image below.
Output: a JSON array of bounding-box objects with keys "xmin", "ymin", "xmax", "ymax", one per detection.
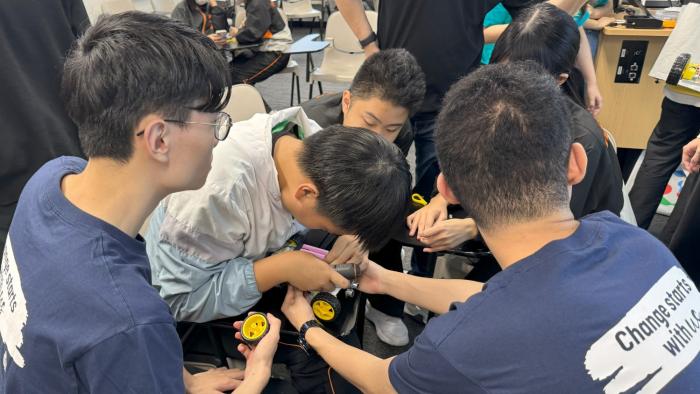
[
  {"xmin": 359, "ymin": 31, "xmax": 377, "ymax": 49},
  {"xmin": 298, "ymin": 319, "xmax": 322, "ymax": 355}
]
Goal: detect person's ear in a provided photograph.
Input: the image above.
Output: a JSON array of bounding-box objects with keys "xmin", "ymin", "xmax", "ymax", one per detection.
[
  {"xmin": 136, "ymin": 115, "xmax": 170, "ymax": 163},
  {"xmin": 436, "ymin": 173, "xmax": 460, "ymax": 205},
  {"xmin": 293, "ymin": 183, "xmax": 320, "ymax": 204},
  {"xmin": 557, "ymin": 73, "xmax": 570, "ymax": 86},
  {"xmin": 567, "ymin": 142, "xmax": 587, "ymax": 186},
  {"xmin": 341, "ymin": 90, "xmax": 352, "ymax": 117}
]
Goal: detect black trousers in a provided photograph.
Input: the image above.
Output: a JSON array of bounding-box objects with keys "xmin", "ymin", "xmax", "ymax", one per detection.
[
  {"xmin": 660, "ymin": 171, "xmax": 700, "ymax": 283},
  {"xmin": 367, "ymin": 240, "xmax": 406, "ymax": 318},
  {"xmin": 230, "ymin": 51, "xmax": 290, "ymax": 85},
  {"xmin": 629, "ymin": 98, "xmax": 700, "ymax": 229},
  {"xmin": 181, "ymin": 287, "xmax": 360, "ymax": 394}
]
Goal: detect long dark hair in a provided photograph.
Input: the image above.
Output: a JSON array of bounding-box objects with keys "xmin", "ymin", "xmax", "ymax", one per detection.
[{"xmin": 491, "ymin": 3, "xmax": 584, "ymax": 107}]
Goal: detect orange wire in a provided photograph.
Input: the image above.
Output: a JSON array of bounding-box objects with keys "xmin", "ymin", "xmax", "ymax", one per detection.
[
  {"xmin": 328, "ymin": 367, "xmax": 336, "ymax": 394},
  {"xmin": 242, "ymin": 52, "xmax": 285, "ymax": 84},
  {"xmin": 198, "ymin": 8, "xmax": 212, "ymax": 33},
  {"xmin": 278, "ymin": 340, "xmax": 303, "ymax": 350}
]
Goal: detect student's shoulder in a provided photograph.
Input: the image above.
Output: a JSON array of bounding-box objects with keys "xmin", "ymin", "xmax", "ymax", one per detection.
[
  {"xmin": 583, "ymin": 211, "xmax": 679, "ymax": 263},
  {"xmin": 13, "ymin": 156, "xmax": 86, "ymax": 224},
  {"xmin": 23, "ymin": 156, "xmax": 85, "ymax": 189},
  {"xmin": 583, "ymin": 211, "xmax": 647, "ymax": 238},
  {"xmin": 300, "ymin": 93, "xmax": 343, "ymax": 128},
  {"xmin": 565, "ymin": 98, "xmax": 604, "ymax": 144}
]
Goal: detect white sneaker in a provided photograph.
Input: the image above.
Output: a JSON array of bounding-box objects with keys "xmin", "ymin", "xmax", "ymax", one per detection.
[
  {"xmin": 403, "ymin": 302, "xmax": 429, "ymax": 325},
  {"xmin": 365, "ymin": 302, "xmax": 409, "ymax": 347}
]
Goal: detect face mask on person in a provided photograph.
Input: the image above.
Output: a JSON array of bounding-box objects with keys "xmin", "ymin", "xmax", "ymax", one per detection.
[{"xmin": 195, "ymin": 0, "xmax": 208, "ymax": 6}]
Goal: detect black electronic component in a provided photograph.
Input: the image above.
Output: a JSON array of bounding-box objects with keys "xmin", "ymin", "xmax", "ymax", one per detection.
[
  {"xmin": 615, "ymin": 40, "xmax": 649, "ymax": 84},
  {"xmin": 667, "ymin": 53, "xmax": 692, "ymax": 86}
]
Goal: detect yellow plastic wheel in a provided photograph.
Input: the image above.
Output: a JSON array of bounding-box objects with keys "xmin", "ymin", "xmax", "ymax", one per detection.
[
  {"xmin": 311, "ymin": 293, "xmax": 341, "ymax": 323},
  {"xmin": 241, "ymin": 312, "xmax": 269, "ymax": 345}
]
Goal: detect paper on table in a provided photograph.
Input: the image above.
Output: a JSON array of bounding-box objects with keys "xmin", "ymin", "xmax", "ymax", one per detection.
[{"xmin": 649, "ymin": 3, "xmax": 700, "ymax": 93}]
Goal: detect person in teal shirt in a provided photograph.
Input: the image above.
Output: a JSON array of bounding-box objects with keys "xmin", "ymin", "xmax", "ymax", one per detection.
[
  {"xmin": 583, "ymin": 0, "xmax": 616, "ymax": 57},
  {"xmin": 482, "ymin": 4, "xmax": 512, "ymax": 64}
]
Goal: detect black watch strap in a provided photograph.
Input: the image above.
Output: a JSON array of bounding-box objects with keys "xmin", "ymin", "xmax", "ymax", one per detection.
[
  {"xmin": 359, "ymin": 31, "xmax": 377, "ymax": 49},
  {"xmin": 298, "ymin": 320, "xmax": 322, "ymax": 355}
]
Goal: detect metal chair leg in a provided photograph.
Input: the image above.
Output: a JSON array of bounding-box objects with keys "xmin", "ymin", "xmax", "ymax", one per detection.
[
  {"xmin": 295, "ymin": 74, "xmax": 301, "ymax": 104},
  {"xmin": 289, "ymin": 73, "xmax": 295, "ymax": 107},
  {"xmin": 317, "ymin": 81, "xmax": 323, "ymax": 95},
  {"xmin": 320, "ymin": 1, "xmax": 325, "ymax": 39}
]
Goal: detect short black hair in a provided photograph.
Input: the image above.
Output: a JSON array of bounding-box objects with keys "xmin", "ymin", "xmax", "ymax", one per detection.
[
  {"xmin": 349, "ymin": 48, "xmax": 426, "ymax": 116},
  {"xmin": 61, "ymin": 11, "xmax": 231, "ymax": 162},
  {"xmin": 436, "ymin": 62, "xmax": 572, "ymax": 230},
  {"xmin": 298, "ymin": 125, "xmax": 411, "ymax": 251},
  {"xmin": 491, "ymin": 3, "xmax": 580, "ymax": 77}
]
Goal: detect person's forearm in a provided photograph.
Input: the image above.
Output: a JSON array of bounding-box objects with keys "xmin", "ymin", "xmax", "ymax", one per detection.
[
  {"xmin": 484, "ymin": 24, "xmax": 509, "ymax": 44},
  {"xmin": 547, "ymin": 0, "xmax": 587, "ymax": 15},
  {"xmin": 583, "ymin": 19, "xmax": 603, "ymax": 30},
  {"xmin": 381, "ymin": 270, "xmax": 483, "ymax": 314},
  {"xmin": 576, "ymin": 27, "xmax": 597, "ymax": 85},
  {"xmin": 234, "ymin": 368, "xmax": 270, "ymax": 394},
  {"xmin": 335, "ymin": 0, "xmax": 375, "ymax": 41},
  {"xmin": 253, "ymin": 252, "xmax": 292, "ymax": 292},
  {"xmin": 305, "ymin": 327, "xmax": 396, "ymax": 394}
]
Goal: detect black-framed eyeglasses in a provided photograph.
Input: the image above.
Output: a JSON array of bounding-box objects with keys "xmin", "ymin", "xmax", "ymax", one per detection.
[{"xmin": 136, "ymin": 111, "xmax": 232, "ymax": 141}]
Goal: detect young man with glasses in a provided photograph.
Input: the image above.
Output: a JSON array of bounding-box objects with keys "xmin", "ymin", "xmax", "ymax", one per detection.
[{"xmin": 0, "ymin": 12, "xmax": 278, "ymax": 393}]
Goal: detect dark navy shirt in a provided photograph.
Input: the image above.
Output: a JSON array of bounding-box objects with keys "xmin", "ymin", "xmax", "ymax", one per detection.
[
  {"xmin": 0, "ymin": 157, "xmax": 183, "ymax": 393},
  {"xmin": 390, "ymin": 212, "xmax": 700, "ymax": 393}
]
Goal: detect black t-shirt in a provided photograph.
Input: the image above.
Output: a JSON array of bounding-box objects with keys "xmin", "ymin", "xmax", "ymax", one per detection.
[
  {"xmin": 377, "ymin": 0, "xmax": 534, "ymax": 113},
  {"xmin": 0, "ymin": 0, "xmax": 89, "ymax": 206},
  {"xmin": 566, "ymin": 97, "xmax": 624, "ymax": 218}
]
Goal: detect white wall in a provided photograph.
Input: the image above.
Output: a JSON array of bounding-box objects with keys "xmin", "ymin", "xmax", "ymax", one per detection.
[{"xmin": 83, "ymin": 0, "xmax": 103, "ymax": 23}]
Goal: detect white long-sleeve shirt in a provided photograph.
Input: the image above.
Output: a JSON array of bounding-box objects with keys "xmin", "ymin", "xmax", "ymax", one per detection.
[{"xmin": 145, "ymin": 107, "xmax": 320, "ymax": 322}]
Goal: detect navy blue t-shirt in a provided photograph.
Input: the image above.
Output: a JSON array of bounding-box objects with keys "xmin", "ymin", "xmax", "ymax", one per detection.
[
  {"xmin": 0, "ymin": 157, "xmax": 183, "ymax": 393},
  {"xmin": 390, "ymin": 212, "xmax": 700, "ymax": 393}
]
